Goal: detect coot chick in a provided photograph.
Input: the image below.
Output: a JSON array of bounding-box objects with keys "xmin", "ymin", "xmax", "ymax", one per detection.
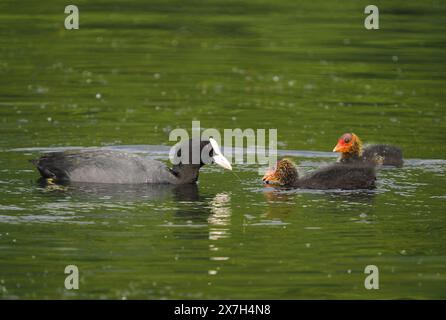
[
  {"xmin": 333, "ymin": 133, "xmax": 403, "ymax": 167},
  {"xmin": 31, "ymin": 138, "xmax": 232, "ymax": 184},
  {"xmin": 262, "ymin": 158, "xmax": 376, "ymax": 190}
]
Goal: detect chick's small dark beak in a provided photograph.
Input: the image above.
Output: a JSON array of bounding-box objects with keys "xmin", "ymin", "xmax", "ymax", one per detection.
[{"xmin": 262, "ymin": 169, "xmax": 278, "ymax": 184}]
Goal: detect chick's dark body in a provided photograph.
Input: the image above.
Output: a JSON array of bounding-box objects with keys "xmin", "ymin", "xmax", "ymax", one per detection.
[{"xmin": 294, "ymin": 163, "xmax": 376, "ymax": 190}]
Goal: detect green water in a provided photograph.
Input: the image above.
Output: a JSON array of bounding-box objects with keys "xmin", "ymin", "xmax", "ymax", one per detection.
[{"xmin": 1, "ymin": 0, "xmax": 446, "ymax": 299}]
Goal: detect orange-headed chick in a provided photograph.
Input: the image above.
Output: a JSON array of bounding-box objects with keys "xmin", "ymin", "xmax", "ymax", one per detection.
[
  {"xmin": 333, "ymin": 133, "xmax": 363, "ymax": 163},
  {"xmin": 333, "ymin": 132, "xmax": 403, "ymax": 167}
]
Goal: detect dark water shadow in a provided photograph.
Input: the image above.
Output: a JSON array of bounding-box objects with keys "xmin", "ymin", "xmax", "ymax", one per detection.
[
  {"xmin": 262, "ymin": 185, "xmax": 377, "ymax": 219},
  {"xmin": 36, "ymin": 178, "xmax": 200, "ymax": 202},
  {"xmin": 36, "ymin": 178, "xmax": 220, "ymax": 240}
]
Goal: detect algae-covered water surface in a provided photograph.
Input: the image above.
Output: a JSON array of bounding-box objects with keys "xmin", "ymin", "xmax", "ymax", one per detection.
[{"xmin": 0, "ymin": 0, "xmax": 445, "ymax": 299}]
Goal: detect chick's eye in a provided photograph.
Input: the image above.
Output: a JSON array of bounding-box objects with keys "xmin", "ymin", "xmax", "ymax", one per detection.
[{"xmin": 344, "ymin": 137, "xmax": 351, "ymax": 143}]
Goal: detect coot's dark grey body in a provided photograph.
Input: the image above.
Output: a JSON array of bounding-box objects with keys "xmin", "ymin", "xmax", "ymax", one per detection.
[
  {"xmin": 31, "ymin": 139, "xmax": 232, "ymax": 185},
  {"xmin": 32, "ymin": 150, "xmax": 181, "ymax": 184}
]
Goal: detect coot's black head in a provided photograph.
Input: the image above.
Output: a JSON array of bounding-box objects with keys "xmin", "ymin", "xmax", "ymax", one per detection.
[
  {"xmin": 170, "ymin": 138, "xmax": 232, "ymax": 183},
  {"xmin": 171, "ymin": 138, "xmax": 232, "ymax": 170}
]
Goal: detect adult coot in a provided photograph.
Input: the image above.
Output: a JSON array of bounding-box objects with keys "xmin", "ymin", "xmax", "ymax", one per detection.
[
  {"xmin": 333, "ymin": 133, "xmax": 403, "ymax": 167},
  {"xmin": 262, "ymin": 158, "xmax": 376, "ymax": 190},
  {"xmin": 31, "ymin": 138, "xmax": 232, "ymax": 184}
]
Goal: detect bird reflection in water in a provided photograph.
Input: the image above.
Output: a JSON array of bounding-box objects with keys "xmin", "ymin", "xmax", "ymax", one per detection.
[
  {"xmin": 165, "ymin": 191, "xmax": 233, "ymax": 277},
  {"xmin": 263, "ymin": 183, "xmax": 377, "ymax": 223},
  {"xmin": 207, "ymin": 192, "xmax": 232, "ymax": 276},
  {"xmin": 262, "ymin": 187, "xmax": 297, "ymax": 220},
  {"xmin": 37, "ymin": 177, "xmax": 201, "ymax": 202}
]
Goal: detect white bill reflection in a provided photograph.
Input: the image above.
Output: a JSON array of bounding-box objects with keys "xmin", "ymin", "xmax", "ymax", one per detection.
[{"xmin": 207, "ymin": 192, "xmax": 232, "ymax": 273}]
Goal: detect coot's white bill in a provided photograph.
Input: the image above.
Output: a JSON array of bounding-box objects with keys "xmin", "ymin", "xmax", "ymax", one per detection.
[{"xmin": 209, "ymin": 138, "xmax": 232, "ymax": 171}]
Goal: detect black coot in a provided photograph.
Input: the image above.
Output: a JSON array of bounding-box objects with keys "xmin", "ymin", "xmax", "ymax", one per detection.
[{"xmin": 31, "ymin": 138, "xmax": 232, "ymax": 184}]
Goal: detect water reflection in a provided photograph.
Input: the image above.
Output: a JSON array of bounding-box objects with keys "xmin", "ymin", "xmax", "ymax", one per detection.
[
  {"xmin": 262, "ymin": 185, "xmax": 377, "ymax": 222},
  {"xmin": 208, "ymin": 193, "xmax": 232, "ymax": 239},
  {"xmin": 208, "ymin": 193, "xmax": 232, "ymax": 275},
  {"xmin": 162, "ymin": 191, "xmax": 233, "ymax": 276},
  {"xmin": 262, "ymin": 187, "xmax": 296, "ymax": 219},
  {"xmin": 37, "ymin": 178, "xmax": 200, "ymax": 202}
]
